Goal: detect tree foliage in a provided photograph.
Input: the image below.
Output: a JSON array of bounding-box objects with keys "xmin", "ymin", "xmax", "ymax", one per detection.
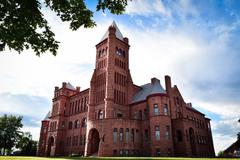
[
  {"xmin": 238, "ymin": 119, "xmax": 240, "ymax": 140},
  {"xmin": 0, "ymin": 114, "xmax": 23, "ymax": 155},
  {"xmin": 217, "ymin": 150, "xmax": 224, "ymax": 157},
  {"xmin": 0, "ymin": 0, "xmax": 128, "ymax": 56},
  {"xmin": 16, "ymin": 132, "xmax": 37, "ymax": 156}
]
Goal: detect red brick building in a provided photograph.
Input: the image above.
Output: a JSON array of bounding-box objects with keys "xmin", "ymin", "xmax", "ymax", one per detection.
[{"xmin": 37, "ymin": 22, "xmax": 215, "ymax": 157}]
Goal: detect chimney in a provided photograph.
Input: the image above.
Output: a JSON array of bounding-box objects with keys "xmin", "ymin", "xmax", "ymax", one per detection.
[
  {"xmin": 62, "ymin": 82, "xmax": 67, "ymax": 88},
  {"xmin": 76, "ymin": 86, "xmax": 80, "ymax": 92},
  {"xmin": 124, "ymin": 37, "xmax": 129, "ymax": 44},
  {"xmin": 54, "ymin": 86, "xmax": 59, "ymax": 91},
  {"xmin": 187, "ymin": 103, "xmax": 192, "ymax": 108},
  {"xmin": 165, "ymin": 75, "xmax": 172, "ymax": 93}
]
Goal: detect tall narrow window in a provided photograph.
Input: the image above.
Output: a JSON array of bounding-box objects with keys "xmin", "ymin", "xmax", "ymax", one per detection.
[
  {"xmin": 154, "ymin": 104, "xmax": 159, "ymax": 115},
  {"xmin": 113, "ymin": 128, "xmax": 118, "ymax": 143},
  {"xmin": 139, "ymin": 110, "xmax": 142, "ymax": 120},
  {"xmin": 156, "ymin": 148, "xmax": 161, "ymax": 156},
  {"xmin": 119, "ymin": 128, "xmax": 124, "ymax": 142},
  {"xmin": 144, "ymin": 129, "xmax": 149, "ymax": 141},
  {"xmin": 136, "ymin": 129, "xmax": 139, "ymax": 143},
  {"xmin": 131, "ymin": 129, "xmax": 135, "ymax": 142},
  {"xmin": 82, "ymin": 118, "xmax": 87, "ymax": 127},
  {"xmin": 80, "ymin": 135, "xmax": 83, "ymax": 145},
  {"xmin": 126, "ymin": 128, "xmax": 129, "ymax": 143},
  {"xmin": 163, "ymin": 104, "xmax": 169, "ymax": 115},
  {"xmin": 98, "ymin": 110, "xmax": 104, "ymax": 119},
  {"xmin": 83, "ymin": 134, "xmax": 86, "ymax": 145},
  {"xmin": 165, "ymin": 125, "xmax": 170, "ymax": 140},
  {"xmin": 68, "ymin": 121, "xmax": 73, "ymax": 129},
  {"xmin": 74, "ymin": 120, "xmax": 80, "ymax": 129},
  {"xmin": 143, "ymin": 109, "xmax": 148, "ymax": 120},
  {"xmin": 76, "ymin": 136, "xmax": 78, "ymax": 146},
  {"xmin": 177, "ymin": 130, "xmax": 183, "ymax": 142},
  {"xmin": 155, "ymin": 125, "xmax": 160, "ymax": 141}
]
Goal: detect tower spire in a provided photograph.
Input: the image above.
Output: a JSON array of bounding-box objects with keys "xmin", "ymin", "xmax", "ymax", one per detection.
[{"xmin": 100, "ymin": 21, "xmax": 124, "ymax": 42}]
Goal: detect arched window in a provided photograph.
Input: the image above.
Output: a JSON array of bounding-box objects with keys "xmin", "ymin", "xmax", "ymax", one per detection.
[
  {"xmin": 68, "ymin": 121, "xmax": 73, "ymax": 129},
  {"xmin": 82, "ymin": 118, "xmax": 87, "ymax": 127},
  {"xmin": 126, "ymin": 128, "xmax": 129, "ymax": 143},
  {"xmin": 100, "ymin": 49, "xmax": 104, "ymax": 58},
  {"xmin": 119, "ymin": 128, "xmax": 123, "ymax": 142},
  {"xmin": 74, "ymin": 120, "xmax": 80, "ymax": 128},
  {"xmin": 98, "ymin": 110, "xmax": 104, "ymax": 119},
  {"xmin": 136, "ymin": 129, "xmax": 139, "ymax": 142},
  {"xmin": 79, "ymin": 135, "xmax": 83, "ymax": 146},
  {"xmin": 113, "ymin": 128, "xmax": 118, "ymax": 143},
  {"xmin": 155, "ymin": 125, "xmax": 160, "ymax": 141},
  {"xmin": 165, "ymin": 125, "xmax": 170, "ymax": 140},
  {"xmin": 163, "ymin": 104, "xmax": 169, "ymax": 116},
  {"xmin": 122, "ymin": 51, "xmax": 126, "ymax": 57},
  {"xmin": 98, "ymin": 50, "xmax": 101, "ymax": 58},
  {"xmin": 131, "ymin": 129, "xmax": 135, "ymax": 142},
  {"xmin": 177, "ymin": 130, "xmax": 183, "ymax": 142},
  {"xmin": 118, "ymin": 49, "xmax": 122, "ymax": 56},
  {"xmin": 154, "ymin": 104, "xmax": 159, "ymax": 115}
]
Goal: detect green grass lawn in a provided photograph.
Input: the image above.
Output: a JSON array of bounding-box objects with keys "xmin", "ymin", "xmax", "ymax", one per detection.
[{"xmin": 0, "ymin": 157, "xmax": 237, "ymax": 160}]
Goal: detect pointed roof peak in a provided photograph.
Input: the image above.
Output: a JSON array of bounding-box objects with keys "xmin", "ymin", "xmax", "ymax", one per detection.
[
  {"xmin": 100, "ymin": 21, "xmax": 124, "ymax": 42},
  {"xmin": 110, "ymin": 20, "xmax": 117, "ymax": 27}
]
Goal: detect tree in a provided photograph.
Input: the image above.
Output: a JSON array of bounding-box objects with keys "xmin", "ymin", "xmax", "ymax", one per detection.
[
  {"xmin": 16, "ymin": 132, "xmax": 37, "ymax": 156},
  {"xmin": 238, "ymin": 119, "xmax": 240, "ymax": 140},
  {"xmin": 0, "ymin": 0, "xmax": 128, "ymax": 56},
  {"xmin": 0, "ymin": 114, "xmax": 23, "ymax": 155},
  {"xmin": 218, "ymin": 150, "xmax": 224, "ymax": 157}
]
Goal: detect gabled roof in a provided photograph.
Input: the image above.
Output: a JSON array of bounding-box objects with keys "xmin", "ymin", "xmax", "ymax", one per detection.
[
  {"xmin": 132, "ymin": 78, "xmax": 166, "ymax": 103},
  {"xmin": 100, "ymin": 21, "xmax": 124, "ymax": 42}
]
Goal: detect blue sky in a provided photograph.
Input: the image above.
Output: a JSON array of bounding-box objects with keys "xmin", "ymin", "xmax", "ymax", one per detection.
[{"xmin": 0, "ymin": 0, "xmax": 240, "ymax": 155}]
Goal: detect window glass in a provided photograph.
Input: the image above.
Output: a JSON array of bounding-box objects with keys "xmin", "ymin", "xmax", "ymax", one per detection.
[
  {"xmin": 119, "ymin": 128, "xmax": 124, "ymax": 142},
  {"xmin": 165, "ymin": 125, "xmax": 170, "ymax": 140},
  {"xmin": 126, "ymin": 128, "xmax": 129, "ymax": 143},
  {"xmin": 113, "ymin": 128, "xmax": 118, "ymax": 143},
  {"xmin": 154, "ymin": 104, "xmax": 159, "ymax": 115},
  {"xmin": 155, "ymin": 125, "xmax": 160, "ymax": 140},
  {"xmin": 163, "ymin": 104, "xmax": 169, "ymax": 115}
]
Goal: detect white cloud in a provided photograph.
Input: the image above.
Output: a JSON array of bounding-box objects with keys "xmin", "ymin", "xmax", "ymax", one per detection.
[
  {"xmin": 126, "ymin": 0, "xmax": 199, "ymax": 19},
  {"xmin": 22, "ymin": 126, "xmax": 41, "ymax": 141},
  {"xmin": 0, "ymin": 93, "xmax": 50, "ymax": 120},
  {"xmin": 212, "ymin": 133, "xmax": 236, "ymax": 155},
  {"xmin": 126, "ymin": 0, "xmax": 171, "ymax": 17}
]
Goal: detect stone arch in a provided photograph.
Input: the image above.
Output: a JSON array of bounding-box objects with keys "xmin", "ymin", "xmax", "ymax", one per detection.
[
  {"xmin": 46, "ymin": 136, "xmax": 54, "ymax": 156},
  {"xmin": 189, "ymin": 127, "xmax": 197, "ymax": 156},
  {"xmin": 87, "ymin": 128, "xmax": 100, "ymax": 156}
]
